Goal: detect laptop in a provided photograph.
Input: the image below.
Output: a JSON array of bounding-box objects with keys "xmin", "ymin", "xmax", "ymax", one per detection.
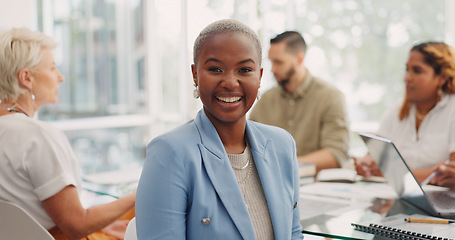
[{"xmin": 358, "ymin": 132, "xmax": 455, "ymax": 217}]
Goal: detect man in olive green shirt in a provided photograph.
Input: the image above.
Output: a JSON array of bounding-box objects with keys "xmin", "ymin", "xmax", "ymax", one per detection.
[{"xmin": 250, "ymin": 31, "xmax": 349, "ymax": 172}]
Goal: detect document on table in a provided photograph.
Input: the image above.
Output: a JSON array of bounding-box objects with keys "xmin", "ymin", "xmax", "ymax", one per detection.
[
  {"xmin": 299, "ymin": 194, "xmax": 370, "ymax": 221},
  {"xmin": 300, "ymin": 182, "xmax": 398, "ymax": 200},
  {"xmin": 82, "ymin": 167, "xmax": 142, "ymax": 198},
  {"xmin": 83, "ymin": 167, "xmax": 143, "ymax": 185}
]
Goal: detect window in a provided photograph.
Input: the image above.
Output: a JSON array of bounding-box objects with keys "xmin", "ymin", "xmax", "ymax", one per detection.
[
  {"xmin": 291, "ymin": 0, "xmax": 445, "ymax": 126},
  {"xmin": 38, "ymin": 0, "xmax": 148, "ymax": 174},
  {"xmin": 37, "ymin": 0, "xmax": 450, "ymax": 174}
]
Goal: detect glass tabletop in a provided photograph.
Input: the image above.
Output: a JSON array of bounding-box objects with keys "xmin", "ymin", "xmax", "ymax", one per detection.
[{"xmin": 299, "ymin": 182, "xmax": 429, "ymax": 240}]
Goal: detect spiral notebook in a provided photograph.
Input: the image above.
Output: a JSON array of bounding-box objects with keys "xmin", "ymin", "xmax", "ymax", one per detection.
[{"xmin": 352, "ymin": 213, "xmax": 455, "ymax": 240}]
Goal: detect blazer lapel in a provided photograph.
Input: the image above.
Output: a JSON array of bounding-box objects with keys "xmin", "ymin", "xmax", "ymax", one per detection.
[
  {"xmin": 195, "ymin": 110, "xmax": 256, "ymax": 240},
  {"xmin": 246, "ymin": 122, "xmax": 288, "ymax": 239}
]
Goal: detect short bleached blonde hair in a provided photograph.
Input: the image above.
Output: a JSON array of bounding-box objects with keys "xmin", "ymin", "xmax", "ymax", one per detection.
[
  {"xmin": 193, "ymin": 19, "xmax": 262, "ymax": 66},
  {"xmin": 0, "ymin": 28, "xmax": 57, "ymax": 102}
]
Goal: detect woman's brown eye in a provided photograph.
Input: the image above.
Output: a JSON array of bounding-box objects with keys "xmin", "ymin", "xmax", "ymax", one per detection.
[
  {"xmin": 239, "ymin": 68, "xmax": 252, "ymax": 73},
  {"xmin": 209, "ymin": 67, "xmax": 222, "ymax": 72}
]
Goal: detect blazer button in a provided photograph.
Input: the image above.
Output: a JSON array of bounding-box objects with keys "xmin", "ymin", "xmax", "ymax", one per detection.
[{"xmin": 201, "ymin": 218, "xmax": 211, "ymax": 224}]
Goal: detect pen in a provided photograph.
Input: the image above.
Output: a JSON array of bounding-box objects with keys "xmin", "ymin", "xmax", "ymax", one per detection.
[
  {"xmin": 404, "ymin": 218, "xmax": 455, "ymax": 224},
  {"xmin": 421, "ymin": 159, "xmax": 450, "ymax": 185}
]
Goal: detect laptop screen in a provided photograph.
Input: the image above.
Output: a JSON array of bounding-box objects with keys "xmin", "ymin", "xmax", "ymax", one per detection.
[{"xmin": 357, "ymin": 132, "xmax": 435, "ymax": 214}]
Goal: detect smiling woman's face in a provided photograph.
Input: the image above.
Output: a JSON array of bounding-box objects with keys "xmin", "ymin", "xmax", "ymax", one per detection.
[{"xmin": 191, "ymin": 31, "xmax": 262, "ymax": 127}]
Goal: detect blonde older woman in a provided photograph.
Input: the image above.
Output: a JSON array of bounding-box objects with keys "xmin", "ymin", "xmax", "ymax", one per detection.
[{"xmin": 0, "ymin": 28, "xmax": 135, "ymax": 240}]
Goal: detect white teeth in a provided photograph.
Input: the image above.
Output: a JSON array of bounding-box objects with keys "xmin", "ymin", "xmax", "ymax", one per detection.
[{"xmin": 217, "ymin": 96, "xmax": 241, "ymax": 103}]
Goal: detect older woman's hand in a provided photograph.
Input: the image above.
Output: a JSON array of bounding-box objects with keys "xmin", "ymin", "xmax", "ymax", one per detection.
[
  {"xmin": 353, "ymin": 153, "xmax": 383, "ymax": 177},
  {"xmin": 429, "ymin": 161, "xmax": 455, "ymax": 187}
]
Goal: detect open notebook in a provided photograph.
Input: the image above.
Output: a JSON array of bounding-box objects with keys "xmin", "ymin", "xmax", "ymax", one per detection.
[{"xmin": 358, "ymin": 132, "xmax": 455, "ymax": 217}]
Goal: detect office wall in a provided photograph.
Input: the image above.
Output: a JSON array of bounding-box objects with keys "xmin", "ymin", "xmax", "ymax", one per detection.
[{"xmin": 0, "ymin": 0, "xmax": 35, "ymax": 30}]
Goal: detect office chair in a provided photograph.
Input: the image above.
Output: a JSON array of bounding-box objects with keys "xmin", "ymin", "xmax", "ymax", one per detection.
[
  {"xmin": 124, "ymin": 217, "xmax": 137, "ymax": 240},
  {"xmin": 0, "ymin": 199, "xmax": 55, "ymax": 240}
]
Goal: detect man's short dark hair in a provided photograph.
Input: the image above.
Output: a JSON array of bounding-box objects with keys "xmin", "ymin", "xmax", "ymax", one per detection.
[{"xmin": 270, "ymin": 31, "xmax": 306, "ymax": 54}]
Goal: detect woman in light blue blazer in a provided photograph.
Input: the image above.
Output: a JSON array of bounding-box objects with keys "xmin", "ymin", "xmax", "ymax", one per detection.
[{"xmin": 136, "ymin": 19, "xmax": 302, "ymax": 240}]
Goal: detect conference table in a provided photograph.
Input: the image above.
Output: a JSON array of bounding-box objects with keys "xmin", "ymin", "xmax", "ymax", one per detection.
[{"xmin": 81, "ymin": 168, "xmax": 433, "ymax": 240}]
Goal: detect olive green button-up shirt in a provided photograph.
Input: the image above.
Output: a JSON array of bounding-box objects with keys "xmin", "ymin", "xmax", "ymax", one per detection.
[{"xmin": 249, "ymin": 72, "xmax": 350, "ymax": 165}]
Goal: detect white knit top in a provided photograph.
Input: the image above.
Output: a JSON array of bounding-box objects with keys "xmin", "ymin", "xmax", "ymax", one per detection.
[{"xmin": 227, "ymin": 142, "xmax": 275, "ymax": 240}]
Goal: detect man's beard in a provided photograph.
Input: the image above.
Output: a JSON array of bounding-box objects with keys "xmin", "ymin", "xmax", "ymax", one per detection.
[{"xmin": 278, "ymin": 66, "xmax": 295, "ymax": 90}]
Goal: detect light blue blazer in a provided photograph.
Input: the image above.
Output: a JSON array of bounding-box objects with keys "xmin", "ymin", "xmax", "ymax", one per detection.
[{"xmin": 136, "ymin": 110, "xmax": 302, "ymax": 240}]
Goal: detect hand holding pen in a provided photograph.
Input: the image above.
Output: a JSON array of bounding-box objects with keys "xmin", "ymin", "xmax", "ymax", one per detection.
[
  {"xmin": 426, "ymin": 157, "xmax": 455, "ymax": 187},
  {"xmin": 421, "ymin": 159, "xmax": 450, "ymax": 185}
]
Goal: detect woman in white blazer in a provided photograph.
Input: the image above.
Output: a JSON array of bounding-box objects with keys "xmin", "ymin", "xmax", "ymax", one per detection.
[{"xmin": 136, "ymin": 19, "xmax": 302, "ymax": 240}]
